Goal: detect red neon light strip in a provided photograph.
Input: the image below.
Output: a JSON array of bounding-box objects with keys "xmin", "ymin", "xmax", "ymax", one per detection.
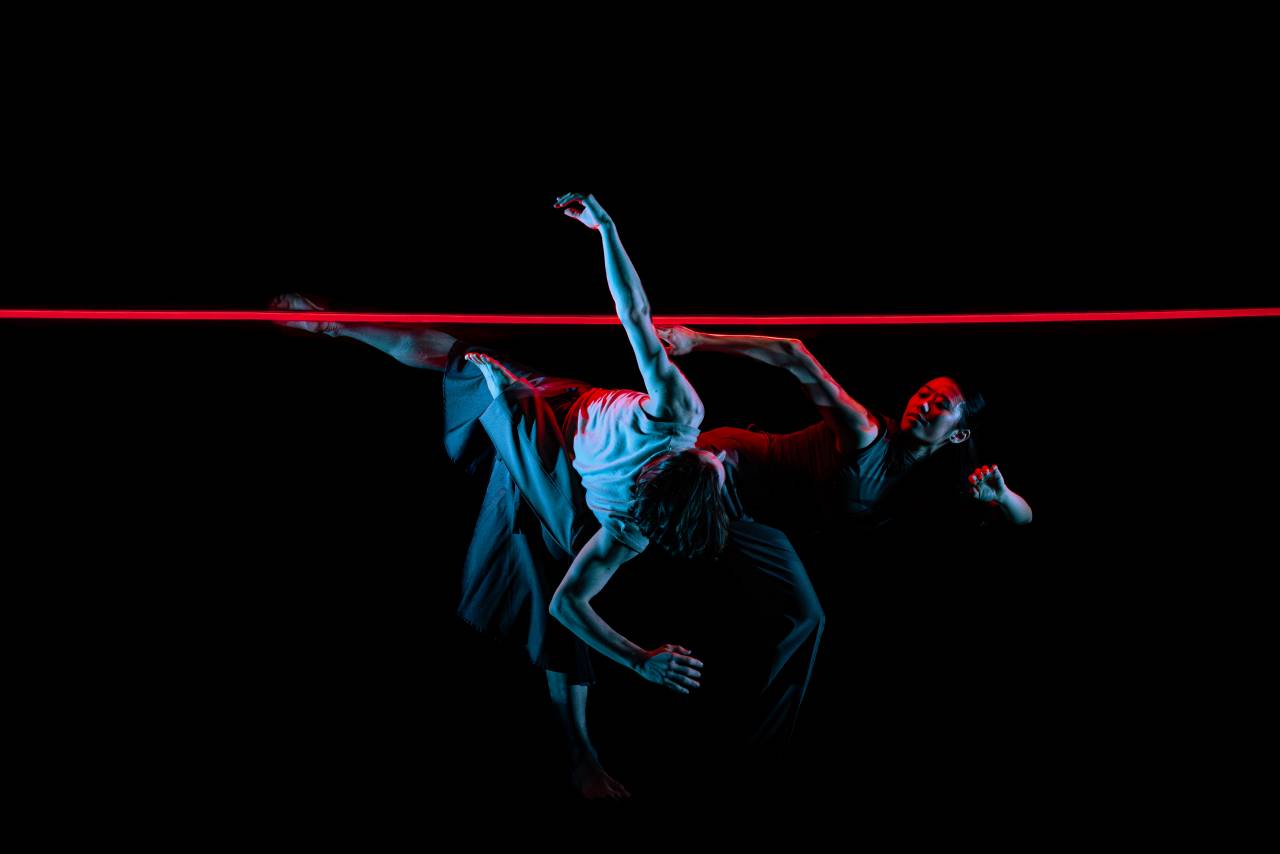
[{"xmin": 0, "ymin": 308, "xmax": 1277, "ymax": 324}]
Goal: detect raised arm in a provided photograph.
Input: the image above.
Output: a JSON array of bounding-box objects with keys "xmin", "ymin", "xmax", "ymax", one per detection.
[
  {"xmin": 549, "ymin": 528, "xmax": 704, "ymax": 695},
  {"xmin": 555, "ymin": 193, "xmax": 703, "ymax": 425},
  {"xmin": 658, "ymin": 326, "xmax": 880, "ymax": 453}
]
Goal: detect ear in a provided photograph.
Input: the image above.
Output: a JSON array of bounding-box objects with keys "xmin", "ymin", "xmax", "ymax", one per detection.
[{"xmin": 948, "ymin": 428, "xmax": 971, "ymax": 445}]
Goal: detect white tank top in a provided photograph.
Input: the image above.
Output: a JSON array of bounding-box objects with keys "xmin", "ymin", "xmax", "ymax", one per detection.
[{"xmin": 570, "ymin": 388, "xmax": 699, "ymax": 552}]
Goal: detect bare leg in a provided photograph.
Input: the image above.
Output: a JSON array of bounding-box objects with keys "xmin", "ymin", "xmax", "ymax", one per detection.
[
  {"xmin": 270, "ymin": 293, "xmax": 458, "ymax": 370},
  {"xmin": 546, "ymin": 671, "xmax": 630, "ymax": 800}
]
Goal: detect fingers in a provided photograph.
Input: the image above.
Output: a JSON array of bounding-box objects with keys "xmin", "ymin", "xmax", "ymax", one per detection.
[
  {"xmin": 969, "ymin": 464, "xmax": 999, "ymax": 484},
  {"xmin": 651, "ymin": 645, "xmax": 704, "ymax": 693},
  {"xmin": 666, "ymin": 678, "xmax": 697, "ymax": 693},
  {"xmin": 554, "ymin": 192, "xmax": 587, "ymax": 208},
  {"xmin": 666, "ymin": 654, "xmax": 703, "ymax": 690},
  {"xmin": 969, "ymin": 464, "xmax": 1007, "ymax": 500}
]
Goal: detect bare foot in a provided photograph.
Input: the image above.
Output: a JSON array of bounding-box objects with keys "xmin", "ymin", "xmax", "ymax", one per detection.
[
  {"xmin": 464, "ymin": 352, "xmax": 521, "ymax": 399},
  {"xmin": 270, "ymin": 293, "xmax": 338, "ymax": 336},
  {"xmin": 570, "ymin": 755, "xmax": 631, "ymax": 800}
]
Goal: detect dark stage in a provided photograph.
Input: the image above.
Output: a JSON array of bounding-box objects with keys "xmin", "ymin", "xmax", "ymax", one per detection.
[{"xmin": 8, "ymin": 184, "xmax": 1273, "ymax": 818}]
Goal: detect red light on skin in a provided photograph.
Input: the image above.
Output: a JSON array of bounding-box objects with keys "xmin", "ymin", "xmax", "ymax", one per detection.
[{"xmin": 0, "ymin": 308, "xmax": 1278, "ymax": 324}]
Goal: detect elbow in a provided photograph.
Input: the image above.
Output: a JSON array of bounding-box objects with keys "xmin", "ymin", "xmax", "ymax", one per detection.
[
  {"xmin": 548, "ymin": 593, "xmax": 566, "ymax": 624},
  {"xmin": 549, "ymin": 591, "xmax": 572, "ymax": 626},
  {"xmin": 624, "ymin": 307, "xmax": 652, "ymax": 327},
  {"xmin": 778, "ymin": 338, "xmax": 810, "ymax": 367},
  {"xmin": 783, "ymin": 338, "xmax": 807, "ymax": 355}
]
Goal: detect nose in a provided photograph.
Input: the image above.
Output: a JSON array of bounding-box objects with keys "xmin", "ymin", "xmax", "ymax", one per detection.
[{"xmin": 920, "ymin": 400, "xmax": 930, "ymax": 414}]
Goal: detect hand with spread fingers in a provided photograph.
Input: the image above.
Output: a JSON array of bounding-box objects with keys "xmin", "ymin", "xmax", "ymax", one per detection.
[
  {"xmin": 656, "ymin": 325, "xmax": 700, "ymax": 358},
  {"xmin": 637, "ymin": 644, "xmax": 704, "ymax": 695},
  {"xmin": 969, "ymin": 464, "xmax": 1007, "ymax": 502},
  {"xmin": 554, "ymin": 192, "xmax": 613, "ymax": 231}
]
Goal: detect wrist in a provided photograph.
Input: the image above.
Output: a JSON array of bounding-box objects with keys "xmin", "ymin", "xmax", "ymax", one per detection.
[{"xmin": 627, "ymin": 648, "xmax": 647, "ymax": 673}]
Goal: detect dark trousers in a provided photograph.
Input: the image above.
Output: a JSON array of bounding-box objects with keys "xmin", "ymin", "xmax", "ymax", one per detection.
[
  {"xmin": 701, "ymin": 425, "xmax": 827, "ymax": 744},
  {"xmin": 444, "ymin": 346, "xmax": 825, "ymax": 740},
  {"xmin": 442, "ymin": 342, "xmax": 597, "ymax": 684},
  {"xmin": 721, "ymin": 517, "xmax": 826, "ymax": 744}
]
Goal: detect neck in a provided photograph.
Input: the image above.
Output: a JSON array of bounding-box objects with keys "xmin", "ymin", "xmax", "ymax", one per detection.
[{"xmin": 901, "ymin": 438, "xmax": 946, "ymax": 465}]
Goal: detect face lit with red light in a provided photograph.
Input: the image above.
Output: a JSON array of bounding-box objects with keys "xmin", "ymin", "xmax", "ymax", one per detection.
[{"xmin": 900, "ymin": 377, "xmax": 969, "ymax": 446}]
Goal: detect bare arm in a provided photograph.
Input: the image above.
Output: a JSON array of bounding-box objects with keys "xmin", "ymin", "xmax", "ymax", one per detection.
[
  {"xmin": 549, "ymin": 528, "xmax": 704, "ymax": 694},
  {"xmin": 659, "ymin": 326, "xmax": 879, "ymax": 452},
  {"xmin": 555, "ymin": 193, "xmax": 703, "ymax": 425}
]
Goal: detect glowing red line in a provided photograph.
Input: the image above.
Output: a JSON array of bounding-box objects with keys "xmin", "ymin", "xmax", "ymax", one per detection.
[{"xmin": 1, "ymin": 308, "xmax": 1277, "ymax": 324}]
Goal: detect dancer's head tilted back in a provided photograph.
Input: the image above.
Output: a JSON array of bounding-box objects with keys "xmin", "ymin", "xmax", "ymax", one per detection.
[
  {"xmin": 633, "ymin": 448, "xmax": 729, "ymax": 559},
  {"xmin": 898, "ymin": 376, "xmax": 985, "ymax": 451}
]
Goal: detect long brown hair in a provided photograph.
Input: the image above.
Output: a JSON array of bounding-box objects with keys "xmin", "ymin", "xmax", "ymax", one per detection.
[{"xmin": 633, "ymin": 450, "xmax": 729, "ymax": 559}]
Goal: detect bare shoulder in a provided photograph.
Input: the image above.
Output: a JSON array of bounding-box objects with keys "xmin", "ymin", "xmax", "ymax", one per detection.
[
  {"xmin": 851, "ymin": 418, "xmax": 881, "ymax": 450},
  {"xmin": 585, "ymin": 527, "xmax": 642, "ymax": 564},
  {"xmin": 642, "ymin": 393, "xmax": 704, "ymax": 428}
]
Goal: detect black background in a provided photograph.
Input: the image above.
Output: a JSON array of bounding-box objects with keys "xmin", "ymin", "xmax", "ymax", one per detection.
[{"xmin": 6, "ymin": 55, "xmax": 1275, "ymax": 825}]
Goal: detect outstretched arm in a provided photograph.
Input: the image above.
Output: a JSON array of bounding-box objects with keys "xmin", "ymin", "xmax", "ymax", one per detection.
[
  {"xmin": 555, "ymin": 193, "xmax": 703, "ymax": 425},
  {"xmin": 659, "ymin": 326, "xmax": 879, "ymax": 453},
  {"xmin": 549, "ymin": 528, "xmax": 704, "ymax": 695}
]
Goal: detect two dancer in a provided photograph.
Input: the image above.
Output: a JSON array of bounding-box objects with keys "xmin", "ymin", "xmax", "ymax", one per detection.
[{"xmin": 274, "ymin": 193, "xmax": 821, "ymax": 797}]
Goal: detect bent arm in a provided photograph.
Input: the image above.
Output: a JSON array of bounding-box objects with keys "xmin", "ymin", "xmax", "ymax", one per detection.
[
  {"xmin": 549, "ymin": 528, "xmax": 646, "ymax": 673},
  {"xmin": 681, "ymin": 328, "xmax": 878, "ymax": 451}
]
